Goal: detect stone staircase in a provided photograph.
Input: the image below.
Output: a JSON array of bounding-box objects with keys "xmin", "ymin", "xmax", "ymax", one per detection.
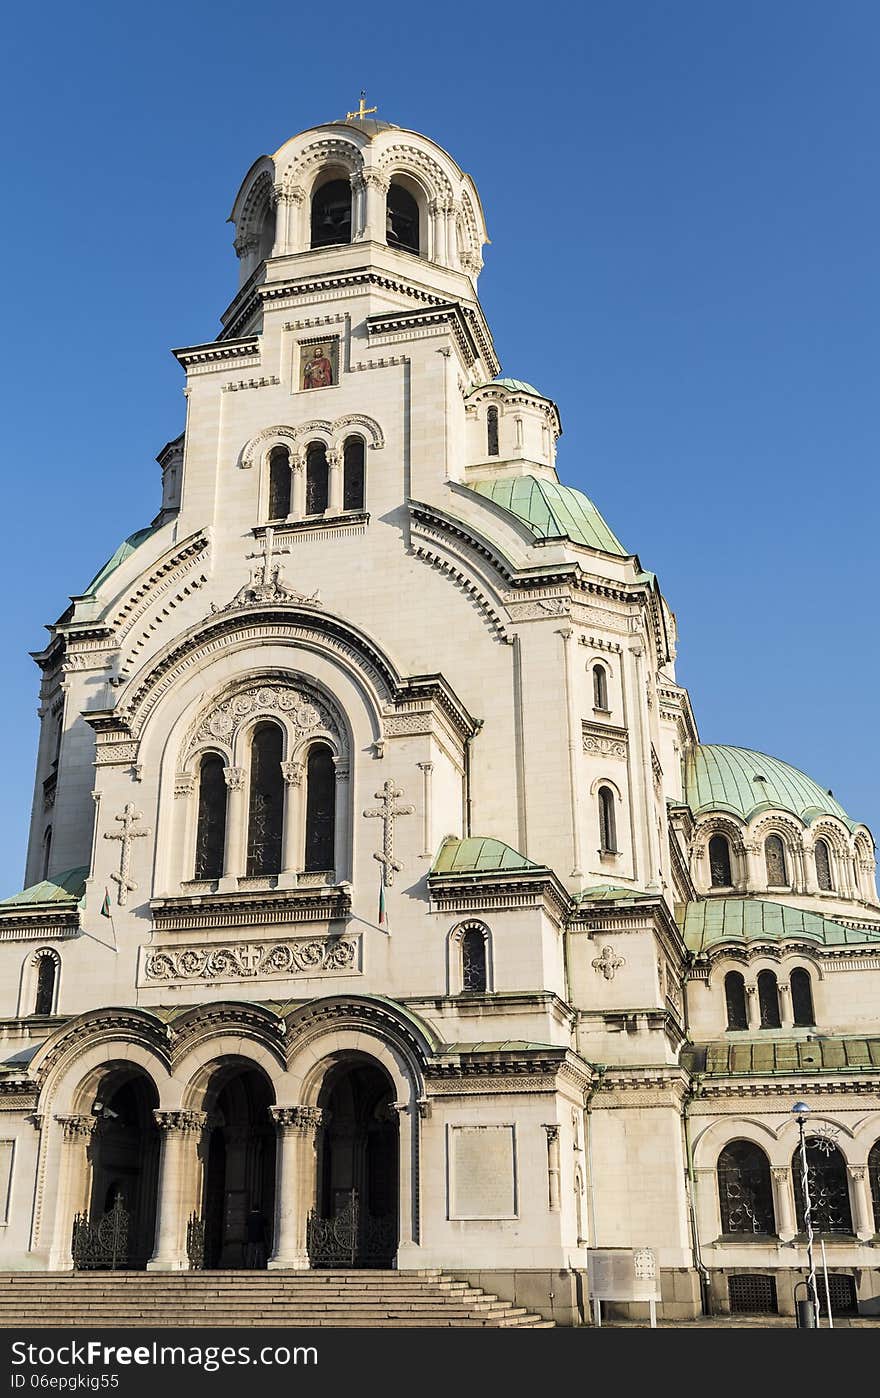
[{"xmin": 0, "ymin": 1270, "xmax": 553, "ymax": 1328}]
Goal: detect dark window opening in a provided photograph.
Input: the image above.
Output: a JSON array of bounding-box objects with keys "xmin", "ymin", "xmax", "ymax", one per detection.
[
  {"xmin": 791, "ymin": 968, "xmax": 815, "ymax": 1026},
  {"xmin": 593, "ymin": 663, "xmax": 608, "ymax": 711},
  {"xmin": 343, "ymin": 437, "xmax": 365, "ymax": 511},
  {"xmin": 765, "ymin": 835, "xmax": 788, "ymax": 886},
  {"xmin": 728, "ymin": 1275, "xmax": 778, "ymax": 1314},
  {"xmin": 311, "ymin": 180, "xmax": 352, "ymax": 248},
  {"xmin": 757, "ymin": 969, "xmax": 781, "ymax": 1029},
  {"xmin": 386, "ymin": 184, "xmax": 420, "ymax": 254},
  {"xmin": 306, "ymin": 442, "xmax": 329, "ymax": 515},
  {"xmin": 598, "ymin": 786, "xmax": 617, "ymax": 854},
  {"xmin": 487, "ymin": 406, "xmax": 499, "ymax": 457},
  {"xmin": 194, "ymin": 755, "xmax": 227, "ymax": 881},
  {"xmin": 246, "ymin": 723, "xmax": 284, "ymax": 877},
  {"xmin": 868, "ymin": 1139, "xmax": 880, "ymax": 1234},
  {"xmin": 717, "ymin": 1141, "xmax": 775, "ymax": 1235},
  {"xmin": 268, "ymin": 447, "xmax": 291, "ymax": 520},
  {"xmin": 793, "ymin": 1141, "xmax": 853, "ymax": 1234},
  {"xmin": 709, "ymin": 834, "xmax": 733, "ymax": 887},
  {"xmin": 304, "ymin": 744, "xmax": 335, "ymax": 872},
  {"xmin": 461, "ymin": 927, "xmax": 487, "ymax": 993},
  {"xmin": 34, "ymin": 955, "xmax": 57, "ymax": 1016},
  {"xmin": 815, "ymin": 839, "xmax": 833, "ymax": 891},
  {"xmin": 724, "ymin": 970, "xmax": 748, "ymax": 1030}
]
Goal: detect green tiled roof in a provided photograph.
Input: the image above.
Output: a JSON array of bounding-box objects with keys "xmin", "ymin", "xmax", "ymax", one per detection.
[
  {"xmin": 82, "ymin": 525, "xmax": 160, "ymax": 597},
  {"xmin": 431, "ymin": 836, "xmax": 540, "ymax": 875},
  {"xmin": 679, "ymin": 897, "xmax": 880, "ymax": 953},
  {"xmin": 467, "ymin": 377, "xmax": 544, "ymax": 397},
  {"xmin": 0, "ymin": 868, "xmax": 88, "ymax": 907},
  {"xmin": 684, "ymin": 1037, "xmax": 880, "ymax": 1076},
  {"xmin": 684, "ymin": 744, "xmax": 853, "ymax": 827},
  {"xmin": 575, "ymin": 884, "xmax": 650, "ymax": 902},
  {"xmin": 468, "ymin": 475, "xmax": 627, "ymax": 555}
]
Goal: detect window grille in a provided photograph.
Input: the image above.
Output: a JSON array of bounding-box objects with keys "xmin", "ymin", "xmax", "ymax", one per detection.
[{"xmin": 728, "ymin": 1275, "xmax": 777, "ymax": 1314}]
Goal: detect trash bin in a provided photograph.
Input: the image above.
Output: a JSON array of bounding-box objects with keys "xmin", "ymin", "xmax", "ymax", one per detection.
[{"xmin": 796, "ymin": 1298, "xmax": 816, "ymax": 1328}]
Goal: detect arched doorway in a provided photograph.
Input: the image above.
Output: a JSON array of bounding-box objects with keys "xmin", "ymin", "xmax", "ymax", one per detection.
[
  {"xmin": 200, "ymin": 1066, "xmax": 276, "ymax": 1269},
  {"xmin": 78, "ymin": 1069, "xmax": 160, "ymax": 1269},
  {"xmin": 309, "ymin": 1058, "xmax": 399, "ymax": 1268}
]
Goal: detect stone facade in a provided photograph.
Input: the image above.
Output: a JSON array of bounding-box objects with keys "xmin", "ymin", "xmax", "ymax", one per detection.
[{"xmin": 0, "ymin": 112, "xmax": 878, "ymax": 1325}]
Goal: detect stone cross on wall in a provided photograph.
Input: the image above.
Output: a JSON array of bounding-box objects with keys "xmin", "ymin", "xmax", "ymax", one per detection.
[
  {"xmin": 246, "ymin": 527, "xmax": 291, "ymax": 592},
  {"xmin": 363, "ymin": 781, "xmax": 414, "ymax": 887},
  {"xmin": 104, "ymin": 803, "xmax": 151, "ymax": 907}
]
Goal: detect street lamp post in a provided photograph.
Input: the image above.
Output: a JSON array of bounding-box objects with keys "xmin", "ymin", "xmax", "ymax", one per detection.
[{"xmin": 791, "ymin": 1101, "xmax": 821, "ymax": 1327}]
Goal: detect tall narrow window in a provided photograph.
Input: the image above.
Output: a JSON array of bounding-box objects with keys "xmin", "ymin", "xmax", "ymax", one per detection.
[
  {"xmin": 41, "ymin": 826, "xmax": 52, "ymax": 880},
  {"xmin": 709, "ymin": 834, "xmax": 733, "ymax": 887},
  {"xmin": 487, "ymin": 406, "xmax": 499, "ymax": 457},
  {"xmin": 593, "ymin": 663, "xmax": 609, "ymax": 711},
  {"xmin": 757, "ymin": 969, "xmax": 781, "ymax": 1029},
  {"xmin": 790, "ymin": 968, "xmax": 815, "ymax": 1026},
  {"xmin": 793, "ymin": 1142, "xmax": 852, "ymax": 1234},
  {"xmin": 246, "ymin": 723, "xmax": 284, "ymax": 876},
  {"xmin": 304, "ymin": 744, "xmax": 335, "ymax": 872},
  {"xmin": 869, "ymin": 1139, "xmax": 880, "ymax": 1235},
  {"xmin": 598, "ymin": 786, "xmax": 617, "ymax": 854},
  {"xmin": 267, "ymin": 447, "xmax": 291, "ymax": 520},
  {"xmin": 343, "ymin": 437, "xmax": 365, "ymax": 511},
  {"xmin": 194, "ymin": 755, "xmax": 227, "ymax": 881},
  {"xmin": 305, "ymin": 442, "xmax": 329, "ymax": 515},
  {"xmin": 717, "ymin": 1141, "xmax": 775, "ymax": 1235},
  {"xmin": 311, "ymin": 179, "xmax": 352, "ymax": 248},
  {"xmin": 34, "ymin": 953, "xmax": 57, "ymax": 1016},
  {"xmin": 764, "ymin": 835, "xmax": 788, "ymax": 886},
  {"xmin": 386, "ymin": 183, "xmax": 420, "ymax": 254},
  {"xmin": 461, "ymin": 926, "xmax": 487, "ymax": 993},
  {"xmin": 724, "ymin": 970, "xmax": 748, "ymax": 1030},
  {"xmin": 814, "ymin": 839, "xmax": 833, "ymax": 891}
]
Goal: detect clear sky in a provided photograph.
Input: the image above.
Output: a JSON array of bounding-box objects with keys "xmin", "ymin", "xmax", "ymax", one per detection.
[{"xmin": 0, "ymin": 1, "xmax": 877, "ymax": 894}]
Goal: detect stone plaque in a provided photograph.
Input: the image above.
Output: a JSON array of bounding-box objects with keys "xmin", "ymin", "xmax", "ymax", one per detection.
[{"xmin": 449, "ymin": 1125, "xmax": 517, "ymax": 1219}]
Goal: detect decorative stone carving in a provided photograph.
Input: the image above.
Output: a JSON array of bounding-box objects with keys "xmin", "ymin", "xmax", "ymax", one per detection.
[
  {"xmin": 190, "ymin": 683, "xmax": 340, "ymax": 759},
  {"xmin": 281, "ymin": 760, "xmax": 304, "ymax": 786},
  {"xmin": 153, "ymin": 1111, "xmax": 208, "ymax": 1133},
  {"xmin": 56, "ymin": 1115, "xmax": 95, "ymax": 1142},
  {"xmin": 269, "ymin": 1106, "xmax": 324, "ymax": 1133},
  {"xmin": 103, "ymin": 803, "xmax": 151, "ymax": 907},
  {"xmin": 144, "ymin": 936, "xmax": 358, "ymax": 983},
  {"xmin": 582, "ymin": 721, "xmax": 628, "ymax": 760},
  {"xmin": 174, "ymin": 773, "xmax": 195, "ymax": 799},
  {"xmin": 363, "ymin": 780, "xmax": 415, "ymax": 887},
  {"xmin": 592, "ymin": 945, "xmax": 625, "ymax": 980},
  {"xmin": 212, "ymin": 528, "xmax": 321, "ymax": 612},
  {"xmin": 223, "ymin": 767, "xmax": 246, "ymax": 792}
]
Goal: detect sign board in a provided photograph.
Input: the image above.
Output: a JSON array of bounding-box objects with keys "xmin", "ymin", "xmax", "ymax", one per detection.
[{"xmin": 586, "ymin": 1248, "xmax": 661, "ymax": 1327}]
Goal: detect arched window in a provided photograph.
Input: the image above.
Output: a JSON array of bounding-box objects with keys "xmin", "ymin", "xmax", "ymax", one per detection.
[
  {"xmin": 765, "ymin": 835, "xmax": 788, "ymax": 886},
  {"xmin": 461, "ymin": 925, "xmax": 488, "ymax": 993},
  {"xmin": 246, "ymin": 723, "xmax": 284, "ymax": 877},
  {"xmin": 386, "ymin": 183, "xmax": 420, "ymax": 254},
  {"xmin": 311, "ymin": 179, "xmax": 352, "ymax": 248},
  {"xmin": 258, "ymin": 204, "xmax": 276, "ymax": 262},
  {"xmin": 869, "ymin": 1139, "xmax": 880, "ymax": 1235},
  {"xmin": 267, "ymin": 447, "xmax": 291, "ymax": 521},
  {"xmin": 793, "ymin": 1140, "xmax": 852, "ymax": 1234},
  {"xmin": 814, "ymin": 839, "xmax": 833, "ymax": 891},
  {"xmin": 709, "ymin": 834, "xmax": 733, "ymax": 887},
  {"xmin": 41, "ymin": 826, "xmax": 52, "ymax": 880},
  {"xmin": 790, "ymin": 968, "xmax": 815, "ymax": 1026},
  {"xmin": 593, "ymin": 663, "xmax": 609, "ymax": 711},
  {"xmin": 342, "ymin": 437, "xmax": 365, "ymax": 512},
  {"xmin": 33, "ymin": 951, "xmax": 58, "ymax": 1016},
  {"xmin": 717, "ymin": 1141, "xmax": 775, "ymax": 1235},
  {"xmin": 305, "ymin": 442, "xmax": 329, "ymax": 515},
  {"xmin": 724, "ymin": 971, "xmax": 748, "ymax": 1030},
  {"xmin": 486, "ymin": 406, "xmax": 499, "ymax": 457},
  {"xmin": 598, "ymin": 786, "xmax": 617, "ymax": 855},
  {"xmin": 757, "ymin": 969, "xmax": 781, "ymax": 1028},
  {"xmin": 304, "ymin": 744, "xmax": 335, "ymax": 872},
  {"xmin": 194, "ymin": 755, "xmax": 227, "ymax": 881}
]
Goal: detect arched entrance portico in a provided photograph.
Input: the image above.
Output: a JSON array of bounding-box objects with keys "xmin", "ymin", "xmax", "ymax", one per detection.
[
  {"xmin": 198, "ymin": 1064, "xmax": 276, "ymax": 1269},
  {"xmin": 308, "ymin": 1057, "xmax": 399, "ymax": 1268}
]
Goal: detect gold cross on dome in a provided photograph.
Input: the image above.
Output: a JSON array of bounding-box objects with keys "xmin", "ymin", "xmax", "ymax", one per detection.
[{"xmin": 347, "ymin": 90, "xmax": 377, "ymax": 121}]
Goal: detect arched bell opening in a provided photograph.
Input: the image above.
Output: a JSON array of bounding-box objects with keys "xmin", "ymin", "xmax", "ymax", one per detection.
[
  {"xmin": 199, "ymin": 1064, "xmax": 277, "ymax": 1270},
  {"xmin": 309, "ymin": 1056, "xmax": 399, "ymax": 1268},
  {"xmin": 79, "ymin": 1067, "xmax": 161, "ymax": 1270}
]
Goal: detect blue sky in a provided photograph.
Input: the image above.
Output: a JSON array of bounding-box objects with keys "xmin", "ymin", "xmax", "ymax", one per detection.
[{"xmin": 0, "ymin": 1, "xmax": 877, "ymax": 893}]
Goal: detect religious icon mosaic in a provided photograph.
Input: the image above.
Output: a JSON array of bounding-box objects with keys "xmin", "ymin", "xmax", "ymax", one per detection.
[{"xmin": 299, "ymin": 338, "xmax": 338, "ymax": 391}]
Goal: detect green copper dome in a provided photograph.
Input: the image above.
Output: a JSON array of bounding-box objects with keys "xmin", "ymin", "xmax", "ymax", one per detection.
[
  {"xmin": 82, "ymin": 525, "xmax": 160, "ymax": 597},
  {"xmin": 468, "ymin": 475, "xmax": 627, "ymax": 556},
  {"xmin": 467, "ymin": 377, "xmax": 545, "ymax": 397},
  {"xmin": 679, "ymin": 897, "xmax": 880, "ymax": 953},
  {"xmin": 684, "ymin": 744, "xmax": 853, "ymax": 828},
  {"xmin": 431, "ymin": 836, "xmax": 541, "ymax": 875}
]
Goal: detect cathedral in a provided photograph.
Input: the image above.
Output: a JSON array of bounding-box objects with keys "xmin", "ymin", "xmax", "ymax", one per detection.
[{"xmin": 0, "ymin": 107, "xmax": 878, "ymax": 1327}]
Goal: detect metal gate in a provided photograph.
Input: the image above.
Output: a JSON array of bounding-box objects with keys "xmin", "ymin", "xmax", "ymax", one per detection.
[
  {"xmin": 307, "ymin": 1189, "xmax": 396, "ymax": 1268},
  {"xmin": 72, "ymin": 1195, "xmax": 129, "ymax": 1270}
]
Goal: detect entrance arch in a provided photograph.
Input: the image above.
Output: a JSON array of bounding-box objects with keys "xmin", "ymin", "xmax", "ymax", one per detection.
[
  {"xmin": 309, "ymin": 1056, "xmax": 399, "ymax": 1268},
  {"xmin": 79, "ymin": 1067, "xmax": 160, "ymax": 1270},
  {"xmin": 198, "ymin": 1063, "xmax": 277, "ymax": 1269}
]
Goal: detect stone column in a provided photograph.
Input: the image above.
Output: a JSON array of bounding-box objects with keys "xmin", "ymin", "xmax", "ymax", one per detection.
[
  {"xmin": 848, "ymin": 1166, "xmax": 875, "ymax": 1241},
  {"xmin": 772, "ymin": 1166, "xmax": 797, "ymax": 1242},
  {"xmin": 332, "ymin": 758, "xmax": 349, "ymax": 882},
  {"xmin": 417, "ymin": 761, "xmax": 434, "ymax": 859},
  {"xmin": 544, "ymin": 1125, "xmax": 561, "ymax": 1211},
  {"xmin": 174, "ymin": 773, "xmax": 196, "ymax": 883},
  {"xmin": 360, "ymin": 171, "xmax": 389, "ymax": 243},
  {"xmin": 279, "ymin": 760, "xmax": 304, "ymax": 886},
  {"xmin": 778, "ymin": 981, "xmax": 794, "ymax": 1029},
  {"xmin": 268, "ymin": 1107, "xmax": 324, "ymax": 1271},
  {"xmin": 327, "ymin": 448, "xmax": 344, "ymax": 515},
  {"xmin": 220, "ymin": 767, "xmax": 247, "ymax": 889},
  {"xmin": 291, "ymin": 453, "xmax": 306, "ymax": 520},
  {"xmin": 148, "ymin": 1111, "xmax": 207, "ymax": 1271},
  {"xmin": 745, "ymin": 981, "xmax": 761, "ymax": 1031},
  {"xmin": 429, "ymin": 199, "xmax": 446, "ymax": 263},
  {"xmin": 49, "ymin": 1115, "xmax": 95, "ymax": 1269}
]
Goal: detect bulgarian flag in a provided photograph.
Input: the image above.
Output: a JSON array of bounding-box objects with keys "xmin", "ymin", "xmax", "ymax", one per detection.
[{"xmin": 100, "ymin": 888, "xmax": 112, "ymax": 918}]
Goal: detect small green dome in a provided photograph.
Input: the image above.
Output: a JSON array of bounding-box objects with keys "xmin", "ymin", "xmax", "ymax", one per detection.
[
  {"xmin": 468, "ymin": 474, "xmax": 627, "ymax": 556},
  {"xmin": 82, "ymin": 525, "xmax": 159, "ymax": 597},
  {"xmin": 685, "ymin": 744, "xmax": 853, "ymax": 828},
  {"xmin": 466, "ymin": 377, "xmax": 546, "ymax": 398}
]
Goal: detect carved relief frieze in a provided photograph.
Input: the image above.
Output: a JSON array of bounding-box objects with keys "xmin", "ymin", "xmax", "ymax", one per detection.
[
  {"xmin": 582, "ymin": 720, "xmax": 628, "ymax": 759},
  {"xmin": 143, "ymin": 935, "xmax": 359, "ymax": 983},
  {"xmin": 222, "ymin": 376, "xmax": 281, "ymax": 393},
  {"xmin": 186, "ymin": 680, "xmax": 341, "ymax": 763}
]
